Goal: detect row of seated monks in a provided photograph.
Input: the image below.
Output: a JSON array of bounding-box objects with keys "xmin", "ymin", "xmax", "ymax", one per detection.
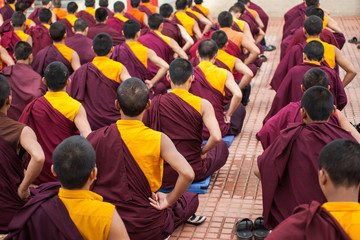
[{"xmin": 0, "ymin": 0, "xmax": 358, "ymax": 238}]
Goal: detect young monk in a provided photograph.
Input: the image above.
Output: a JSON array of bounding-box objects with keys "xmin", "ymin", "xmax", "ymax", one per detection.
[
  {"xmin": 266, "ymin": 139, "xmax": 360, "ymax": 239},
  {"xmin": 87, "ymin": 78, "xmax": 204, "ymax": 239},
  {"xmin": 185, "ymin": 0, "xmax": 211, "ymax": 33},
  {"xmin": 19, "ymin": 62, "xmax": 91, "ymax": 184},
  {"xmin": 127, "ymin": 0, "xmax": 148, "ymax": 26},
  {"xmin": 189, "ymin": 39, "xmax": 245, "ymax": 139},
  {"xmin": 0, "ymin": 2, "xmax": 31, "ymax": 35},
  {"xmin": 28, "ymin": 0, "xmax": 56, "ymax": 26},
  {"xmin": 99, "ymin": 0, "xmax": 114, "ymax": 18},
  {"xmin": 3, "ymin": 41, "xmax": 45, "ymax": 121},
  {"xmin": 139, "ymin": 0, "xmax": 158, "ymax": 16},
  {"xmin": 32, "ymin": 21, "xmax": 81, "ymax": 76},
  {"xmin": 58, "ymin": 1, "xmax": 78, "ymax": 38},
  {"xmin": 238, "ymin": 0, "xmax": 264, "ymax": 31},
  {"xmin": 65, "ymin": 18, "xmax": 95, "ymax": 64},
  {"xmin": 228, "ymin": 3, "xmax": 256, "ymax": 44},
  {"xmin": 87, "ymin": 7, "xmax": 125, "ymax": 46},
  {"xmin": 68, "ymin": 33, "xmax": 130, "ymax": 130},
  {"xmin": 0, "ymin": 0, "xmax": 15, "ymax": 26},
  {"xmin": 112, "ymin": 19, "xmax": 169, "ymax": 95},
  {"xmin": 257, "ymin": 86, "xmax": 356, "ymax": 230},
  {"xmin": 6, "ymin": 136, "xmax": 130, "ymax": 239},
  {"xmin": 106, "ymin": 1, "xmax": 129, "ymax": 34},
  {"xmin": 53, "ymin": 0, "xmax": 67, "ymax": 19},
  {"xmin": 76, "ymin": 0, "xmax": 96, "ymax": 27},
  {"xmin": 191, "ymin": 0, "xmax": 215, "ymax": 24},
  {"xmin": 0, "ymin": 75, "xmax": 44, "ymax": 233}
]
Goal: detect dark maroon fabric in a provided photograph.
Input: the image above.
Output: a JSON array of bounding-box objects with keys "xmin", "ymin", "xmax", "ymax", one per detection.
[
  {"xmin": 161, "ymin": 18, "xmax": 183, "ymax": 47},
  {"xmin": 266, "ymin": 201, "xmax": 351, "ymax": 240},
  {"xmin": 0, "ymin": 19, "xmax": 13, "ymax": 35},
  {"xmin": 28, "ymin": 7, "xmax": 43, "ymax": 25},
  {"xmin": 0, "ymin": 137, "xmax": 26, "ymax": 233},
  {"xmin": 123, "ymin": 12, "xmax": 135, "ymax": 20},
  {"xmin": 26, "ymin": 25, "xmax": 52, "ymax": 57},
  {"xmin": 65, "ymin": 34, "xmax": 95, "ymax": 65},
  {"xmin": 18, "ymin": 96, "xmax": 78, "ymax": 184},
  {"xmin": 58, "ymin": 18, "xmax": 75, "ymax": 38},
  {"xmin": 87, "ymin": 124, "xmax": 199, "ymax": 239},
  {"xmin": 0, "ymin": 4, "xmax": 15, "ymax": 22},
  {"xmin": 103, "ymin": 7, "xmax": 114, "ymax": 18},
  {"xmin": 138, "ymin": 5, "xmax": 152, "ymax": 16},
  {"xmin": 257, "ymin": 101, "xmax": 341, "ymax": 150},
  {"xmin": 67, "ymin": 63, "xmax": 120, "ymax": 130},
  {"xmin": 332, "ymin": 32, "xmax": 346, "ymax": 50},
  {"xmin": 106, "ymin": 16, "xmax": 125, "ymax": 33},
  {"xmin": 282, "ymin": 3, "xmax": 306, "ymax": 40},
  {"xmin": 191, "ymin": 5, "xmax": 205, "ymax": 16},
  {"xmin": 239, "ymin": 10, "xmax": 260, "ymax": 38},
  {"xmin": 0, "ymin": 31, "xmax": 21, "ymax": 62},
  {"xmin": 87, "ymin": 23, "xmax": 125, "ymax": 46},
  {"xmin": 2, "ymin": 63, "xmax": 46, "ymax": 121},
  {"xmin": 248, "ymin": 2, "xmax": 269, "ymax": 32},
  {"xmin": 258, "ymin": 122, "xmax": 355, "ymax": 229},
  {"xmin": 264, "ymin": 62, "xmax": 347, "ymax": 123},
  {"xmin": 32, "ymin": 44, "xmax": 73, "ymax": 76},
  {"xmin": 5, "ymin": 184, "xmax": 84, "ymax": 240},
  {"xmin": 76, "ymin": 10, "xmax": 96, "ymax": 27}
]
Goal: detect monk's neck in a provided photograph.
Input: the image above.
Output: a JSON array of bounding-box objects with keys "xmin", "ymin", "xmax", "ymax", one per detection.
[
  {"xmin": 303, "ymin": 119, "xmax": 328, "ymax": 124},
  {"xmin": 53, "ymin": 40, "xmax": 65, "ymax": 45},
  {"xmin": 75, "ymin": 31, "xmax": 86, "ymax": 36},
  {"xmin": 325, "ymin": 186, "xmax": 359, "ymax": 202},
  {"xmin": 16, "ymin": 59, "xmax": 30, "ymax": 65},
  {"xmin": 96, "ymin": 21, "xmax": 106, "ymax": 24},
  {"xmin": 199, "ymin": 57, "xmax": 215, "ymax": 64},
  {"xmin": 126, "ymin": 38, "xmax": 138, "ymax": 43},
  {"xmin": 172, "ymin": 85, "xmax": 190, "ymax": 91},
  {"xmin": 13, "ymin": 27, "xmax": 24, "ymax": 32},
  {"xmin": 177, "ymin": 9, "xmax": 186, "ymax": 13},
  {"xmin": 114, "ymin": 12, "xmax": 124, "ymax": 16},
  {"xmin": 0, "ymin": 107, "xmax": 7, "ymax": 116},
  {"xmin": 306, "ymin": 35, "xmax": 320, "ymax": 40},
  {"xmin": 121, "ymin": 115, "xmax": 143, "ymax": 121}
]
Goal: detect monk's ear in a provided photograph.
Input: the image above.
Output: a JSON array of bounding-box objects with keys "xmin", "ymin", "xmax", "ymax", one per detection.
[
  {"xmin": 42, "ymin": 77, "xmax": 47, "ymax": 86},
  {"xmin": 145, "ymin": 99, "xmax": 151, "ymax": 110},
  {"xmin": 318, "ymin": 169, "xmax": 327, "ymax": 187},
  {"xmin": 109, "ymin": 46, "xmax": 114, "ymax": 55},
  {"xmin": 225, "ymin": 42, "xmax": 229, "ymax": 49},
  {"xmin": 91, "ymin": 46, "xmax": 95, "ymax": 53},
  {"xmin": 63, "ymin": 33, "xmax": 67, "ymax": 40},
  {"xmin": 115, "ymin": 99, "xmax": 120, "ymax": 110},
  {"xmin": 300, "ymin": 84, "xmax": 306, "ymax": 93},
  {"xmin": 6, "ymin": 94, "xmax": 12, "ymax": 107},
  {"xmin": 189, "ymin": 74, "xmax": 195, "ymax": 84},
  {"xmin": 65, "ymin": 78, "xmax": 71, "ymax": 87},
  {"xmin": 302, "ymin": 52, "xmax": 307, "ymax": 62},
  {"xmin": 10, "ymin": 22, "xmax": 13, "ymax": 27},
  {"xmin": 303, "ymin": 28, "xmax": 307, "ymax": 36},
  {"xmin": 71, "ymin": 27, "xmax": 75, "ymax": 33},
  {"xmin": 300, "ymin": 107, "xmax": 307, "ymax": 120},
  {"xmin": 89, "ymin": 166, "xmax": 97, "ymax": 181},
  {"xmin": 159, "ymin": 23, "xmax": 164, "ymax": 31},
  {"xmin": 166, "ymin": 72, "xmax": 171, "ymax": 83},
  {"xmin": 51, "ymin": 165, "xmax": 57, "ymax": 177},
  {"xmin": 196, "ymin": 50, "xmax": 199, "ymax": 58},
  {"xmin": 329, "ymin": 106, "xmax": 336, "ymax": 118}
]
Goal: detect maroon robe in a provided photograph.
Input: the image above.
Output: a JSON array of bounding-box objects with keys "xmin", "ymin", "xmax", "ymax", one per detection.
[
  {"xmin": 240, "ymin": 10, "xmax": 260, "ymax": 39},
  {"xmin": 258, "ymin": 122, "xmax": 355, "ymax": 229},
  {"xmin": 0, "ymin": 4, "xmax": 15, "ymax": 22},
  {"xmin": 87, "ymin": 124, "xmax": 199, "ymax": 240},
  {"xmin": 0, "ymin": 18, "xmax": 13, "ymax": 35},
  {"xmin": 103, "ymin": 7, "xmax": 114, "ymax": 18},
  {"xmin": 266, "ymin": 201, "xmax": 351, "ymax": 240},
  {"xmin": 18, "ymin": 97, "xmax": 78, "ymax": 184},
  {"xmin": 87, "ymin": 23, "xmax": 125, "ymax": 46},
  {"xmin": 65, "ymin": 34, "xmax": 95, "ymax": 65},
  {"xmin": 106, "ymin": 16, "xmax": 126, "ymax": 33},
  {"xmin": 0, "ymin": 31, "xmax": 21, "ymax": 62},
  {"xmin": 76, "ymin": 10, "xmax": 96, "ymax": 27},
  {"xmin": 27, "ymin": 7, "xmax": 43, "ymax": 26},
  {"xmin": 58, "ymin": 18, "xmax": 75, "ymax": 38},
  {"xmin": 67, "ymin": 63, "xmax": 120, "ymax": 130},
  {"xmin": 2, "ymin": 63, "xmax": 46, "ymax": 121},
  {"xmin": 248, "ymin": 2, "xmax": 269, "ymax": 32},
  {"xmin": 282, "ymin": 3, "xmax": 306, "ymax": 40},
  {"xmin": 185, "ymin": 11, "xmax": 205, "ymax": 32},
  {"xmin": 264, "ymin": 62, "xmax": 347, "ymax": 123},
  {"xmin": 143, "ymin": 93, "xmax": 229, "ymax": 188},
  {"xmin": 138, "ymin": 4, "xmax": 153, "ymax": 16},
  {"xmin": 5, "ymin": 184, "xmax": 84, "ymax": 240},
  {"xmin": 172, "ymin": 13, "xmax": 197, "ymax": 43},
  {"xmin": 161, "ymin": 18, "xmax": 183, "ymax": 47},
  {"xmin": 26, "ymin": 25, "xmax": 52, "ymax": 57},
  {"xmin": 332, "ymin": 32, "xmax": 346, "ymax": 49}
]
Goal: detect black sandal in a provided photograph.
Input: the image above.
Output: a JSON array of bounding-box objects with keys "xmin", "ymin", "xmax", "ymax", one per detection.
[
  {"xmin": 348, "ymin": 37, "xmax": 360, "ymax": 44},
  {"xmin": 236, "ymin": 218, "xmax": 253, "ymax": 240},
  {"xmin": 253, "ymin": 217, "xmax": 270, "ymax": 240}
]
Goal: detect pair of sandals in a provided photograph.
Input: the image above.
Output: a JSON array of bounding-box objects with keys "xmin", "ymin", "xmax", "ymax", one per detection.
[
  {"xmin": 236, "ymin": 217, "xmax": 269, "ymax": 240},
  {"xmin": 348, "ymin": 37, "xmax": 360, "ymax": 49},
  {"xmin": 262, "ymin": 45, "xmax": 276, "ymax": 51}
]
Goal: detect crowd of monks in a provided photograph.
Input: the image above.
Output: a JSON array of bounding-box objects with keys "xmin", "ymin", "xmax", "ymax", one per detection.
[{"xmin": 0, "ymin": 0, "xmax": 358, "ymax": 239}]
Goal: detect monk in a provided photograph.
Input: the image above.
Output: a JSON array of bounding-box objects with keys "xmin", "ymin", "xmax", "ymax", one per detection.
[
  {"xmin": 264, "ymin": 41, "xmax": 347, "ymax": 123},
  {"xmin": 65, "ymin": 18, "xmax": 95, "ymax": 65},
  {"xmin": 106, "ymin": 1, "xmax": 129, "ymax": 34},
  {"xmin": 58, "ymin": 1, "xmax": 78, "ymax": 38},
  {"xmin": 237, "ymin": 0, "xmax": 264, "ymax": 31},
  {"xmin": 271, "ymin": 16, "xmax": 357, "ymax": 91},
  {"xmin": 5, "ymin": 136, "xmax": 130, "ymax": 239},
  {"xmin": 159, "ymin": 3, "xmax": 194, "ymax": 52},
  {"xmin": 112, "ymin": 19, "xmax": 169, "ymax": 95},
  {"xmin": 228, "ymin": 3, "xmax": 257, "ymax": 43},
  {"xmin": 248, "ymin": 0, "xmax": 269, "ymax": 32},
  {"xmin": 19, "ymin": 62, "xmax": 91, "ymax": 184},
  {"xmin": 87, "ymin": 78, "xmax": 204, "ymax": 239},
  {"xmin": 192, "ymin": 0, "xmax": 215, "ymax": 24},
  {"xmin": 28, "ymin": 0, "xmax": 56, "ymax": 26},
  {"xmin": 26, "ymin": 8, "xmax": 53, "ymax": 56},
  {"xmin": 68, "ymin": 33, "xmax": 130, "ymax": 130},
  {"xmin": 185, "ymin": 0, "xmax": 211, "ymax": 33},
  {"xmin": 76, "ymin": 0, "xmax": 96, "ymax": 27},
  {"xmin": 257, "ymin": 86, "xmax": 356, "ymax": 229},
  {"xmin": 0, "ymin": 2, "xmax": 31, "ymax": 35},
  {"xmin": 189, "ymin": 39, "xmax": 245, "ymax": 139},
  {"xmin": 53, "ymin": 0, "xmax": 67, "ymax": 19},
  {"xmin": 99, "ymin": 0, "xmax": 113, "ymax": 18},
  {"xmin": 3, "ymin": 41, "xmax": 45, "ymax": 121},
  {"xmin": 266, "ymin": 139, "xmax": 360, "ymax": 239},
  {"xmin": 0, "ymin": 75, "xmax": 44, "ymax": 233},
  {"xmin": 32, "ymin": 21, "xmax": 81, "ymax": 76},
  {"xmin": 87, "ymin": 7, "xmax": 125, "ymax": 46},
  {"xmin": 0, "ymin": 0, "xmax": 15, "ymax": 25},
  {"xmin": 139, "ymin": 0, "xmax": 158, "ymax": 16},
  {"xmin": 127, "ymin": 0, "xmax": 148, "ymax": 26}
]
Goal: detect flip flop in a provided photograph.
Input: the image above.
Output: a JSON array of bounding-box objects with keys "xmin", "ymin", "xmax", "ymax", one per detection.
[
  {"xmin": 259, "ymin": 55, "xmax": 267, "ymax": 62},
  {"xmin": 358, "ymin": 45, "xmax": 360, "ymax": 49},
  {"xmin": 348, "ymin": 37, "xmax": 360, "ymax": 44},
  {"xmin": 186, "ymin": 214, "xmax": 206, "ymax": 225},
  {"xmin": 236, "ymin": 218, "xmax": 253, "ymax": 240},
  {"xmin": 262, "ymin": 45, "xmax": 276, "ymax": 51},
  {"xmin": 253, "ymin": 217, "xmax": 270, "ymax": 240}
]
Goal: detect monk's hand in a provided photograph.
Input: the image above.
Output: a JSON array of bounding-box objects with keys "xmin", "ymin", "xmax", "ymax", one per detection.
[
  {"xmin": 173, "ymin": 53, "xmax": 179, "ymax": 59},
  {"xmin": 243, "ymin": 48, "xmax": 249, "ymax": 55},
  {"xmin": 224, "ymin": 112, "xmax": 231, "ymax": 124},
  {"xmin": 149, "ymin": 192, "xmax": 170, "ymax": 210},
  {"xmin": 144, "ymin": 80, "xmax": 153, "ymax": 89},
  {"xmin": 200, "ymin": 152, "xmax": 207, "ymax": 160},
  {"xmin": 18, "ymin": 185, "xmax": 30, "ymax": 200}
]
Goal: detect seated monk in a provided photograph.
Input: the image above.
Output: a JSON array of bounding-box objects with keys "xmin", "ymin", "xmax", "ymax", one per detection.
[
  {"xmin": 26, "ymin": 8, "xmax": 53, "ymax": 56},
  {"xmin": 190, "ymin": 39, "xmax": 245, "ymax": 139},
  {"xmin": 159, "ymin": 3, "xmax": 194, "ymax": 52},
  {"xmin": 0, "ymin": 45, "xmax": 15, "ymax": 70},
  {"xmin": 0, "ymin": 2, "xmax": 32, "ymax": 35},
  {"xmin": 139, "ymin": 0, "xmax": 158, "ymax": 16},
  {"xmin": 76, "ymin": 0, "xmax": 96, "ymax": 27},
  {"xmin": 266, "ymin": 139, "xmax": 360, "ymax": 239},
  {"xmin": 143, "ymin": 58, "xmax": 228, "ymax": 188},
  {"xmin": 0, "ymin": 0, "xmax": 15, "ymax": 26},
  {"xmin": 228, "ymin": 3, "xmax": 256, "ymax": 43},
  {"xmin": 271, "ymin": 15, "xmax": 357, "ymax": 91},
  {"xmin": 257, "ymin": 67, "xmax": 360, "ymax": 150},
  {"xmin": 264, "ymin": 41, "xmax": 347, "ymax": 123},
  {"xmin": 238, "ymin": 0, "xmax": 264, "ymax": 31},
  {"xmin": 32, "ymin": 21, "xmax": 81, "ymax": 76},
  {"xmin": 0, "ymin": 75, "xmax": 44, "ymax": 233},
  {"xmin": 58, "ymin": 1, "xmax": 78, "ymax": 38},
  {"xmin": 27, "ymin": 0, "xmax": 56, "ymax": 26},
  {"xmin": 127, "ymin": 0, "xmax": 148, "ymax": 26},
  {"xmin": 106, "ymin": 1, "xmax": 129, "ymax": 34},
  {"xmin": 19, "ymin": 62, "xmax": 91, "ymax": 184},
  {"xmin": 87, "ymin": 78, "xmax": 205, "ymax": 239},
  {"xmin": 6, "ymin": 136, "xmax": 130, "ymax": 239},
  {"xmin": 68, "ymin": 33, "xmax": 130, "ymax": 130},
  {"xmin": 3, "ymin": 41, "xmax": 46, "ymax": 121},
  {"xmin": 192, "ymin": 0, "xmax": 215, "ymax": 24},
  {"xmin": 65, "ymin": 18, "xmax": 95, "ymax": 64},
  {"xmin": 248, "ymin": 0, "xmax": 269, "ymax": 32},
  {"xmin": 99, "ymin": 0, "xmax": 114, "ymax": 18},
  {"xmin": 112, "ymin": 19, "xmax": 169, "ymax": 95},
  {"xmin": 185, "ymin": 0, "xmax": 212, "ymax": 34},
  {"xmin": 256, "ymin": 86, "xmax": 356, "ymax": 230},
  {"xmin": 87, "ymin": 7, "xmax": 125, "ymax": 46},
  {"xmin": 53, "ymin": 0, "xmax": 67, "ymax": 19}
]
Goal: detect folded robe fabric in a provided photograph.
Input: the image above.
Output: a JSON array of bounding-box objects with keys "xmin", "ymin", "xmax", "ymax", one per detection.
[
  {"xmin": 58, "ymin": 18, "xmax": 75, "ymax": 38},
  {"xmin": 0, "ymin": 5, "xmax": 14, "ymax": 22},
  {"xmin": 76, "ymin": 10, "xmax": 96, "ymax": 27},
  {"xmin": 248, "ymin": 2, "xmax": 269, "ymax": 32},
  {"xmin": 26, "ymin": 25, "xmax": 53, "ymax": 57},
  {"xmin": 87, "ymin": 23, "xmax": 125, "ymax": 46},
  {"xmin": 65, "ymin": 34, "xmax": 95, "ymax": 65}
]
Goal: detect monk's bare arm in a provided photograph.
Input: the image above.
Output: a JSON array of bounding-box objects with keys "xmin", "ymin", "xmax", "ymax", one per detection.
[
  {"xmin": 241, "ymin": 34, "xmax": 260, "ymax": 65},
  {"xmin": 147, "ymin": 49, "xmax": 169, "ymax": 87},
  {"xmin": 143, "ymin": 14, "xmax": 148, "ymax": 26},
  {"xmin": 18, "ymin": 126, "xmax": 45, "ymax": 199},
  {"xmin": 74, "ymin": 105, "xmax": 92, "ymax": 138},
  {"xmin": 224, "ymin": 71, "xmax": 242, "ymax": 122},
  {"xmin": 71, "ymin": 51, "xmax": 81, "ymax": 71},
  {"xmin": 192, "ymin": 21, "xmax": 202, "ymax": 40},
  {"xmin": 201, "ymin": 99, "xmax": 221, "ymax": 155},
  {"xmin": 242, "ymin": 22, "xmax": 254, "ymax": 42},
  {"xmin": 107, "ymin": 210, "xmax": 130, "ymax": 240},
  {"xmin": 334, "ymin": 47, "xmax": 357, "ymax": 87},
  {"xmin": 30, "ymin": 20, "xmax": 36, "ymax": 27},
  {"xmin": 337, "ymin": 110, "xmax": 360, "ymax": 143},
  {"xmin": 119, "ymin": 65, "xmax": 131, "ymax": 82},
  {"xmin": 0, "ymin": 14, "xmax": 3, "ymax": 26},
  {"xmin": 254, "ymin": 13, "xmax": 264, "ymax": 29},
  {"xmin": 234, "ymin": 58, "xmax": 254, "ymax": 89},
  {"xmin": 326, "ymin": 15, "xmax": 342, "ymax": 33},
  {"xmin": 0, "ymin": 47, "xmax": 15, "ymax": 66},
  {"xmin": 51, "ymin": 10, "xmax": 57, "ymax": 24},
  {"xmin": 198, "ymin": 14, "xmax": 212, "ymax": 34},
  {"xmin": 27, "ymin": 36, "xmax": 33, "ymax": 46},
  {"xmin": 178, "ymin": 24, "xmax": 194, "ymax": 52},
  {"xmin": 255, "ymin": 28, "xmax": 265, "ymax": 45},
  {"xmin": 169, "ymin": 38, "xmax": 188, "ymax": 59}
]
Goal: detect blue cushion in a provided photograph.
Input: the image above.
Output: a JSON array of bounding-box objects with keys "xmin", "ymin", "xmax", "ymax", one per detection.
[
  {"xmin": 158, "ymin": 175, "xmax": 212, "ymax": 194},
  {"xmin": 202, "ymin": 135, "xmax": 235, "ymax": 148}
]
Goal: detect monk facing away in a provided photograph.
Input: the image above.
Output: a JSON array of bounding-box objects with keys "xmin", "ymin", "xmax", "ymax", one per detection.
[
  {"xmin": 19, "ymin": 61, "xmax": 91, "ymax": 184},
  {"xmin": 76, "ymin": 0, "xmax": 96, "ymax": 27},
  {"xmin": 5, "ymin": 136, "xmax": 130, "ymax": 240},
  {"xmin": 139, "ymin": 0, "xmax": 158, "ymax": 16},
  {"xmin": 256, "ymin": 86, "xmax": 356, "ymax": 230},
  {"xmin": 106, "ymin": 1, "xmax": 130, "ymax": 34},
  {"xmin": 127, "ymin": 0, "xmax": 148, "ymax": 26},
  {"xmin": 267, "ymin": 139, "xmax": 360, "ymax": 240},
  {"xmin": 58, "ymin": 1, "xmax": 79, "ymax": 38},
  {"xmin": 27, "ymin": 0, "xmax": 56, "ymax": 26},
  {"xmin": 99, "ymin": 0, "xmax": 114, "ymax": 18},
  {"xmin": 0, "ymin": 74, "xmax": 44, "ymax": 233},
  {"xmin": 87, "ymin": 78, "xmax": 205, "ymax": 239}
]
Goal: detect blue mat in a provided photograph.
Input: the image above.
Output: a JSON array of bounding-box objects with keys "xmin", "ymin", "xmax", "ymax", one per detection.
[
  {"xmin": 159, "ymin": 175, "xmax": 212, "ymax": 194},
  {"xmin": 202, "ymin": 135, "xmax": 235, "ymax": 148}
]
